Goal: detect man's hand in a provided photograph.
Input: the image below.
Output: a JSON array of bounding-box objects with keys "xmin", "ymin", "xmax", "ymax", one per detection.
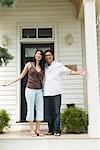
[
  {"xmin": 70, "ymin": 68, "xmax": 87, "ymax": 76},
  {"xmin": 78, "ymin": 69, "xmax": 86, "ymax": 76}
]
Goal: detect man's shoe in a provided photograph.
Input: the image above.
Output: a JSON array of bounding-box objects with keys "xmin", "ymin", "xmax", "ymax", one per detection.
[
  {"xmin": 54, "ymin": 132, "xmax": 61, "ymax": 136},
  {"xmin": 46, "ymin": 132, "xmax": 53, "ymax": 135}
]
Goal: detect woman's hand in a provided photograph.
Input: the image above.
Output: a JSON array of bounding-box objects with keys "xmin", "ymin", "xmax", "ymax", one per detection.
[{"xmin": 2, "ymin": 82, "xmax": 9, "ymax": 86}]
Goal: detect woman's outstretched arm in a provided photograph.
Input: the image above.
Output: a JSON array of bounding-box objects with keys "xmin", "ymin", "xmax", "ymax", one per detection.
[{"xmin": 2, "ymin": 62, "xmax": 30, "ymax": 86}]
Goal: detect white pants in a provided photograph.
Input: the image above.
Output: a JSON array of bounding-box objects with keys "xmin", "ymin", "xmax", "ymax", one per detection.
[{"xmin": 25, "ymin": 87, "xmax": 44, "ymax": 121}]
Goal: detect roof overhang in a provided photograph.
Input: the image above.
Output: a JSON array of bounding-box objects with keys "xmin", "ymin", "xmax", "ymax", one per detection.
[
  {"xmin": 96, "ymin": 0, "xmax": 100, "ymax": 15},
  {"xmin": 71, "ymin": 0, "xmax": 100, "ymax": 21}
]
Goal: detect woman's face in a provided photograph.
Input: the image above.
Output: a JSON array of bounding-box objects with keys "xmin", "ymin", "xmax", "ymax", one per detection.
[{"xmin": 35, "ymin": 51, "xmax": 42, "ymax": 61}]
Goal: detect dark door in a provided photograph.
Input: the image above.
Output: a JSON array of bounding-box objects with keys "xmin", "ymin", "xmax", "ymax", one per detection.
[{"xmin": 21, "ymin": 43, "xmax": 54, "ymax": 121}]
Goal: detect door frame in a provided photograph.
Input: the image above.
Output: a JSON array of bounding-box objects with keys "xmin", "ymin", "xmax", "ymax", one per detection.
[
  {"xmin": 21, "ymin": 43, "xmax": 54, "ymax": 121},
  {"xmin": 16, "ymin": 23, "xmax": 58, "ymax": 122}
]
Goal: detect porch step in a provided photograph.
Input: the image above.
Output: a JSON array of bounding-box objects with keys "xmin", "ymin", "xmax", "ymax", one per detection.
[
  {"xmin": 0, "ymin": 137, "xmax": 99, "ymax": 150},
  {"xmin": 8, "ymin": 122, "xmax": 48, "ymax": 132},
  {"xmin": 0, "ymin": 129, "xmax": 99, "ymax": 150}
]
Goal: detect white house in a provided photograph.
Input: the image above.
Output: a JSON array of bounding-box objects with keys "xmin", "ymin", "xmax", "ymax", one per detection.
[{"xmin": 0, "ymin": 0, "xmax": 100, "ymax": 139}]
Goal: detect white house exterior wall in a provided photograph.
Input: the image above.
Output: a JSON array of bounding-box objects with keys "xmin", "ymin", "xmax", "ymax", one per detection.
[
  {"xmin": 0, "ymin": 0, "xmax": 84, "ymax": 122},
  {"xmin": 97, "ymin": 26, "xmax": 100, "ymax": 97}
]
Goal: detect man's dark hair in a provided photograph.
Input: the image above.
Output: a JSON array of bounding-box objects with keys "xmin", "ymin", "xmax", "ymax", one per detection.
[{"xmin": 44, "ymin": 49, "xmax": 54, "ymax": 56}]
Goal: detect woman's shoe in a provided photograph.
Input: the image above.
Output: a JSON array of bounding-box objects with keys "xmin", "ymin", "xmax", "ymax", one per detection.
[
  {"xmin": 31, "ymin": 130, "xmax": 36, "ymax": 136},
  {"xmin": 35, "ymin": 130, "xmax": 40, "ymax": 136},
  {"xmin": 37, "ymin": 133, "xmax": 39, "ymax": 136},
  {"xmin": 35, "ymin": 130, "xmax": 44, "ymax": 136}
]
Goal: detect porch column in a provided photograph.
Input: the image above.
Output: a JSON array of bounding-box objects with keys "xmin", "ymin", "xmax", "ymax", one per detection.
[{"xmin": 83, "ymin": 0, "xmax": 100, "ymax": 138}]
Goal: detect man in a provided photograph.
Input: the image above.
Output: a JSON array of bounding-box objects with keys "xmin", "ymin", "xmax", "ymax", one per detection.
[{"xmin": 43, "ymin": 50, "xmax": 86, "ymax": 136}]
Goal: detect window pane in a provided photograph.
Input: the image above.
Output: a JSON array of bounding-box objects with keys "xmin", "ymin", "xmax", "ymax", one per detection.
[
  {"xmin": 38, "ymin": 28, "xmax": 52, "ymax": 38},
  {"xmin": 25, "ymin": 48, "xmax": 37, "ymax": 57},
  {"xmin": 22, "ymin": 28, "xmax": 36, "ymax": 38}
]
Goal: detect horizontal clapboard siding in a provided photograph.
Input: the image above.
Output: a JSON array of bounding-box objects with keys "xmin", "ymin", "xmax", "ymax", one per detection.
[
  {"xmin": 0, "ymin": 0, "xmax": 84, "ymax": 122},
  {"xmin": 97, "ymin": 26, "xmax": 100, "ymax": 98}
]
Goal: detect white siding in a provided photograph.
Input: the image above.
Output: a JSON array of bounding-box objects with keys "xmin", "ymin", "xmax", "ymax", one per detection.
[
  {"xmin": 97, "ymin": 26, "xmax": 100, "ymax": 98},
  {"xmin": 0, "ymin": 0, "xmax": 84, "ymax": 122}
]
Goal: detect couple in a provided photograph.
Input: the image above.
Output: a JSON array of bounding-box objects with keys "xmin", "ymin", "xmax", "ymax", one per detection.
[{"xmin": 3, "ymin": 49, "xmax": 86, "ymax": 136}]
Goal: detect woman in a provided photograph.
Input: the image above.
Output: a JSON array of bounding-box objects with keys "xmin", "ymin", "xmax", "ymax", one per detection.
[{"xmin": 3, "ymin": 50, "xmax": 45, "ymax": 136}]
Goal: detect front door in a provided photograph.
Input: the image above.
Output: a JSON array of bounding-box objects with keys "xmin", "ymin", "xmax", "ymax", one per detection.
[{"xmin": 21, "ymin": 43, "xmax": 54, "ymax": 121}]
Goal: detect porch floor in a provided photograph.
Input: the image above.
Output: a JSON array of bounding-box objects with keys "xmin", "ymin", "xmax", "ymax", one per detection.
[
  {"xmin": 0, "ymin": 129, "xmax": 89, "ymax": 139},
  {"xmin": 0, "ymin": 130, "xmax": 99, "ymax": 150}
]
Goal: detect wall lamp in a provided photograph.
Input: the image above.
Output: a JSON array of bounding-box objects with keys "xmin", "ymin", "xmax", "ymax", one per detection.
[
  {"xmin": 66, "ymin": 34, "xmax": 73, "ymax": 46},
  {"xmin": 1, "ymin": 35, "xmax": 8, "ymax": 46}
]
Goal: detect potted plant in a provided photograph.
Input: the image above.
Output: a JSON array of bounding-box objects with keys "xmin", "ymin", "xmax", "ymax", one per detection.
[
  {"xmin": 61, "ymin": 107, "xmax": 88, "ymax": 134},
  {"xmin": 0, "ymin": 109, "xmax": 10, "ymax": 134},
  {"xmin": 0, "ymin": 46, "xmax": 14, "ymax": 66}
]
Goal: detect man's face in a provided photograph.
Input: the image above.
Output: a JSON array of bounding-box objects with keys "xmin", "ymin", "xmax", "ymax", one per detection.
[{"xmin": 45, "ymin": 51, "xmax": 54, "ymax": 64}]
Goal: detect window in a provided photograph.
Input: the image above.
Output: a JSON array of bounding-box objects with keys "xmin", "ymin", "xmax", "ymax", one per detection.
[
  {"xmin": 21, "ymin": 27, "xmax": 53, "ymax": 39},
  {"xmin": 22, "ymin": 28, "xmax": 36, "ymax": 38},
  {"xmin": 38, "ymin": 28, "xmax": 52, "ymax": 38}
]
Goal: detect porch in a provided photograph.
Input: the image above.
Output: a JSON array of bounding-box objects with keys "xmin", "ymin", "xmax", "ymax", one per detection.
[
  {"xmin": 0, "ymin": 130, "xmax": 99, "ymax": 150},
  {"xmin": 0, "ymin": 0, "xmax": 100, "ymax": 142},
  {"xmin": 0, "ymin": 121, "xmax": 99, "ymax": 150}
]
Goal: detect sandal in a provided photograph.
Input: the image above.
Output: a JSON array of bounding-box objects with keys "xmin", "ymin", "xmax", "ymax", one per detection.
[
  {"xmin": 35, "ymin": 130, "xmax": 44, "ymax": 136},
  {"xmin": 35, "ymin": 130, "xmax": 40, "ymax": 136},
  {"xmin": 31, "ymin": 130, "xmax": 36, "ymax": 136}
]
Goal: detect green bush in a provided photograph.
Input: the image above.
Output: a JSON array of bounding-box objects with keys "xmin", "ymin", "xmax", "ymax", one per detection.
[
  {"xmin": 61, "ymin": 107, "xmax": 88, "ymax": 134},
  {"xmin": 0, "ymin": 0, "xmax": 16, "ymax": 8},
  {"xmin": 0, "ymin": 47, "xmax": 14, "ymax": 66},
  {"xmin": 0, "ymin": 109, "xmax": 10, "ymax": 134}
]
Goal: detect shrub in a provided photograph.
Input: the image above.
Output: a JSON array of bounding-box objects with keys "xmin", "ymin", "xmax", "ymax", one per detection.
[
  {"xmin": 61, "ymin": 107, "xmax": 88, "ymax": 134},
  {"xmin": 0, "ymin": 0, "xmax": 16, "ymax": 8},
  {"xmin": 0, "ymin": 47, "xmax": 14, "ymax": 66},
  {"xmin": 0, "ymin": 109, "xmax": 10, "ymax": 134}
]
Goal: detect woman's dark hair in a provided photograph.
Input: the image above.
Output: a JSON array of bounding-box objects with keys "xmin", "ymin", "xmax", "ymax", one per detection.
[{"xmin": 34, "ymin": 49, "xmax": 45, "ymax": 70}]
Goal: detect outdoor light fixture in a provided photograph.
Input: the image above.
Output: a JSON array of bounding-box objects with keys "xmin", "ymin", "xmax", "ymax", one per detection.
[
  {"xmin": 1, "ymin": 35, "xmax": 8, "ymax": 46},
  {"xmin": 66, "ymin": 34, "xmax": 73, "ymax": 45}
]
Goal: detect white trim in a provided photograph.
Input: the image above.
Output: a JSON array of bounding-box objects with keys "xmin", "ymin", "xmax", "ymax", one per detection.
[
  {"xmin": 54, "ymin": 24, "xmax": 58, "ymax": 61},
  {"xmin": 83, "ymin": 0, "xmax": 96, "ymax": 4},
  {"xmin": 84, "ymin": 0, "xmax": 100, "ymax": 138},
  {"xmin": 16, "ymin": 22, "xmax": 58, "ymax": 121},
  {"xmin": 20, "ymin": 24, "xmax": 55, "ymax": 40},
  {"xmin": 16, "ymin": 25, "xmax": 21, "ymax": 122}
]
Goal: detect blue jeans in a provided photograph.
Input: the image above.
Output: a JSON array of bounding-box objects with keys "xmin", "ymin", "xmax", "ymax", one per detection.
[{"xmin": 44, "ymin": 94, "xmax": 61, "ymax": 133}]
